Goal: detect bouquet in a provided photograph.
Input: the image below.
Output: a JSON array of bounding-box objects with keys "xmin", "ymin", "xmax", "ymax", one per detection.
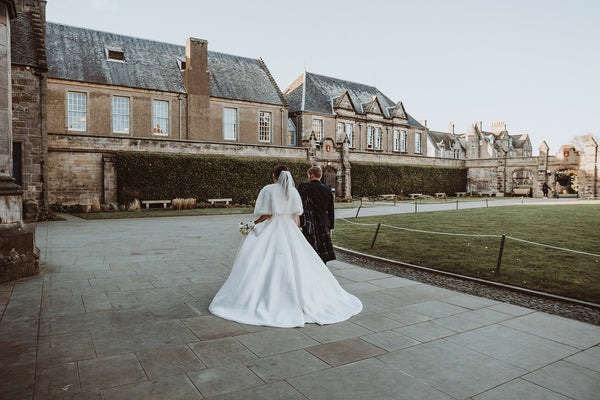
[{"xmin": 239, "ymin": 221, "xmax": 255, "ymax": 235}]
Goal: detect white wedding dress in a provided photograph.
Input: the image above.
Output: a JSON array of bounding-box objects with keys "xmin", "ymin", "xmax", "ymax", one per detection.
[{"xmin": 209, "ymin": 171, "xmax": 362, "ymax": 328}]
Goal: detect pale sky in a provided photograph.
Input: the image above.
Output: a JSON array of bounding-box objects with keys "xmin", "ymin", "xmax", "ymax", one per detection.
[{"xmin": 46, "ymin": 0, "xmax": 600, "ymax": 155}]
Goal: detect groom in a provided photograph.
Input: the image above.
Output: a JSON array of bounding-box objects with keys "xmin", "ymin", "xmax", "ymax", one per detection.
[{"xmin": 298, "ymin": 166, "xmax": 336, "ymax": 263}]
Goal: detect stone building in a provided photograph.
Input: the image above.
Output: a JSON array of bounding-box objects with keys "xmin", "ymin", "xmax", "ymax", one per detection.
[
  {"xmin": 1, "ymin": 0, "xmax": 44, "ymax": 282},
  {"xmin": 37, "ymin": 22, "xmax": 295, "ymax": 205},
  {"xmin": 427, "ymin": 123, "xmax": 465, "ymax": 159},
  {"xmin": 284, "ymin": 72, "xmax": 436, "ymax": 196}
]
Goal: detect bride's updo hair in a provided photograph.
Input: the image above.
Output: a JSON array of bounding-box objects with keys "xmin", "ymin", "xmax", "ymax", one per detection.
[{"xmin": 272, "ymin": 165, "xmax": 289, "ymax": 180}]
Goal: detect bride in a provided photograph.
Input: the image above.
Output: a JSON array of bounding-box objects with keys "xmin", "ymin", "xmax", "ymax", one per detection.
[{"xmin": 209, "ymin": 165, "xmax": 362, "ymax": 328}]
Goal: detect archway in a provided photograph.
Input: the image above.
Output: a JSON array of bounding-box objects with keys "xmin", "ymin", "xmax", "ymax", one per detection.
[
  {"xmin": 511, "ymin": 168, "xmax": 533, "ymax": 190},
  {"xmin": 322, "ymin": 165, "xmax": 337, "ymax": 191},
  {"xmin": 555, "ymin": 169, "xmax": 578, "ymax": 194}
]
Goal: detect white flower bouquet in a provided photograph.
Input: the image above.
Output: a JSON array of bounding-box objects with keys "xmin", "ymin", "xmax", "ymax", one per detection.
[{"xmin": 239, "ymin": 221, "xmax": 255, "ymax": 235}]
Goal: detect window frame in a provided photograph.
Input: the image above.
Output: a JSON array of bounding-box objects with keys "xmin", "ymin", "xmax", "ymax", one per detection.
[
  {"xmin": 111, "ymin": 95, "xmax": 130, "ymax": 135},
  {"xmin": 152, "ymin": 99, "xmax": 170, "ymax": 136},
  {"xmin": 415, "ymin": 132, "xmax": 423, "ymax": 153},
  {"xmin": 393, "ymin": 130, "xmax": 399, "ymax": 152},
  {"xmin": 346, "ymin": 123, "xmax": 354, "ymax": 148},
  {"xmin": 223, "ymin": 107, "xmax": 238, "ymax": 141},
  {"xmin": 375, "ymin": 127, "xmax": 382, "ymax": 150},
  {"xmin": 367, "ymin": 126, "xmax": 374, "ymax": 149},
  {"xmin": 258, "ymin": 110, "xmax": 272, "ymax": 143},
  {"xmin": 400, "ymin": 130, "xmax": 407, "ymax": 152},
  {"xmin": 67, "ymin": 91, "xmax": 88, "ymax": 132},
  {"xmin": 312, "ymin": 118, "xmax": 323, "ymax": 141}
]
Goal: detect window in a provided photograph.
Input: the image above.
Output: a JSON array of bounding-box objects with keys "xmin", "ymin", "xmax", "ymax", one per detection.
[
  {"xmin": 415, "ymin": 132, "xmax": 422, "ymax": 153},
  {"xmin": 112, "ymin": 96, "xmax": 130, "ymax": 134},
  {"xmin": 400, "ymin": 130, "xmax": 407, "ymax": 152},
  {"xmin": 375, "ymin": 127, "xmax": 382, "ymax": 150},
  {"xmin": 223, "ymin": 107, "xmax": 237, "ymax": 140},
  {"xmin": 312, "ymin": 118, "xmax": 323, "ymax": 141},
  {"xmin": 454, "ymin": 149, "xmax": 461, "ymax": 159},
  {"xmin": 152, "ymin": 100, "xmax": 169, "ymax": 135},
  {"xmin": 393, "ymin": 130, "xmax": 399, "ymax": 151},
  {"xmin": 107, "ymin": 50, "xmax": 125, "ymax": 61},
  {"xmin": 367, "ymin": 126, "xmax": 374, "ymax": 149},
  {"xmin": 346, "ymin": 123, "xmax": 353, "ymax": 148},
  {"xmin": 67, "ymin": 91, "xmax": 87, "ymax": 131},
  {"xmin": 337, "ymin": 122, "xmax": 344, "ymax": 136},
  {"xmin": 259, "ymin": 111, "xmax": 271, "ymax": 142},
  {"xmin": 12, "ymin": 142, "xmax": 22, "ymax": 187}
]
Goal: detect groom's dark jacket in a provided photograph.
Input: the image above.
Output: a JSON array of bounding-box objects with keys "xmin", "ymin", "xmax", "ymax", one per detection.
[{"xmin": 298, "ymin": 179, "xmax": 336, "ymax": 262}]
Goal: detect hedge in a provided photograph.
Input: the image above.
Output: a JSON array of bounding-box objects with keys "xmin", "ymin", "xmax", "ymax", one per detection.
[
  {"xmin": 116, "ymin": 152, "xmax": 312, "ymax": 205},
  {"xmin": 351, "ymin": 162, "xmax": 467, "ymax": 197}
]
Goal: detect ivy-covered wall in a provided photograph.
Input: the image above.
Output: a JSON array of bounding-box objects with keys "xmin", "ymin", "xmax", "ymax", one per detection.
[
  {"xmin": 351, "ymin": 162, "xmax": 467, "ymax": 197},
  {"xmin": 116, "ymin": 152, "xmax": 312, "ymax": 204}
]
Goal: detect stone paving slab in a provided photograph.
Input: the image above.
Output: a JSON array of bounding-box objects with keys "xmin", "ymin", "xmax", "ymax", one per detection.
[{"xmin": 0, "ymin": 214, "xmax": 598, "ymax": 399}]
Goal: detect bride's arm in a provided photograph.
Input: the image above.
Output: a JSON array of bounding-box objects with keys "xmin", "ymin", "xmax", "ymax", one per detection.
[{"xmin": 254, "ymin": 215, "xmax": 271, "ymax": 224}]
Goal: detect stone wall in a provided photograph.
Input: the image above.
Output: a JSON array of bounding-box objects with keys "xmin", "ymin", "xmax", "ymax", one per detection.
[
  {"xmin": 47, "ymin": 151, "xmax": 103, "ymax": 205},
  {"xmin": 47, "ymin": 133, "xmax": 309, "ymax": 204},
  {"xmin": 12, "ymin": 65, "xmax": 46, "ymax": 206}
]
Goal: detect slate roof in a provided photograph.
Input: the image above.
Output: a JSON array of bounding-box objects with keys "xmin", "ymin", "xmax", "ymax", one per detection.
[
  {"xmin": 427, "ymin": 130, "xmax": 463, "ymax": 150},
  {"xmin": 10, "ymin": 13, "xmax": 45, "ymax": 68},
  {"xmin": 510, "ymin": 134, "xmax": 530, "ymax": 149},
  {"xmin": 43, "ymin": 22, "xmax": 284, "ymax": 105},
  {"xmin": 285, "ymin": 72, "xmax": 426, "ymax": 129}
]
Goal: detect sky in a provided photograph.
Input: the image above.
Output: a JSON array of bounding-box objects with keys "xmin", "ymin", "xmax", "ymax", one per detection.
[{"xmin": 46, "ymin": 0, "xmax": 600, "ymax": 155}]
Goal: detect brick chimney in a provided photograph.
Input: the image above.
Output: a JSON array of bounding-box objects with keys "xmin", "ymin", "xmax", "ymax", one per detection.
[
  {"xmin": 448, "ymin": 122, "xmax": 455, "ymax": 134},
  {"xmin": 184, "ymin": 38, "xmax": 210, "ymax": 140}
]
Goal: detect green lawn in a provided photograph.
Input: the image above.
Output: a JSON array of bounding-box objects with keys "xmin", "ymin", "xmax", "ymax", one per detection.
[{"xmin": 333, "ymin": 204, "xmax": 600, "ymax": 303}]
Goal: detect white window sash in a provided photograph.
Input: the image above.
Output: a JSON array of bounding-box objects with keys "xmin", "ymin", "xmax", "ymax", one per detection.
[
  {"xmin": 375, "ymin": 128, "xmax": 382, "ymax": 150},
  {"xmin": 400, "ymin": 131, "xmax": 407, "ymax": 152},
  {"xmin": 152, "ymin": 100, "xmax": 169, "ymax": 136},
  {"xmin": 112, "ymin": 96, "xmax": 130, "ymax": 134},
  {"xmin": 393, "ymin": 130, "xmax": 399, "ymax": 151},
  {"xmin": 259, "ymin": 111, "xmax": 272, "ymax": 142},
  {"xmin": 367, "ymin": 127, "xmax": 374, "ymax": 148},
  {"xmin": 346, "ymin": 123, "xmax": 353, "ymax": 148},
  {"xmin": 67, "ymin": 92, "xmax": 87, "ymax": 131},
  {"xmin": 223, "ymin": 108, "xmax": 237, "ymax": 140},
  {"xmin": 312, "ymin": 119, "xmax": 323, "ymax": 141},
  {"xmin": 415, "ymin": 132, "xmax": 422, "ymax": 153}
]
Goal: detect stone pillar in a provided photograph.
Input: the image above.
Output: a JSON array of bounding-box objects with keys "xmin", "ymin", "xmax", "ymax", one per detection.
[
  {"xmin": 0, "ymin": 1, "xmax": 40, "ymax": 282},
  {"xmin": 102, "ymin": 153, "xmax": 117, "ymax": 203},
  {"xmin": 341, "ymin": 135, "xmax": 351, "ymax": 198},
  {"xmin": 580, "ymin": 138, "xmax": 598, "ymax": 198}
]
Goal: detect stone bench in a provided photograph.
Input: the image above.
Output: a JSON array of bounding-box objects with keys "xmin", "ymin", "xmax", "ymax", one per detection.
[
  {"xmin": 479, "ymin": 192, "xmax": 495, "ymax": 197},
  {"xmin": 141, "ymin": 200, "xmax": 171, "ymax": 209},
  {"xmin": 408, "ymin": 193, "xmax": 422, "ymax": 200},
  {"xmin": 207, "ymin": 198, "xmax": 233, "ymax": 205},
  {"xmin": 434, "ymin": 192, "xmax": 447, "ymax": 199},
  {"xmin": 511, "ymin": 188, "xmax": 530, "ymax": 197},
  {"xmin": 379, "ymin": 194, "xmax": 396, "ymax": 201},
  {"xmin": 455, "ymin": 192, "xmax": 467, "ymax": 197}
]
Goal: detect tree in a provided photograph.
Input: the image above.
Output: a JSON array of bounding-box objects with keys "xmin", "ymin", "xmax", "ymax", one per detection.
[{"xmin": 570, "ymin": 134, "xmax": 600, "ymax": 152}]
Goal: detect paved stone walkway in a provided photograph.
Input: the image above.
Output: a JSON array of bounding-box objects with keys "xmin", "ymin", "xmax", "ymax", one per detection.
[{"xmin": 1, "ymin": 213, "xmax": 599, "ymax": 399}]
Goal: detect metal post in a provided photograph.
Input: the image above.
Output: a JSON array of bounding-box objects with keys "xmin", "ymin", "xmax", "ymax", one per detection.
[
  {"xmin": 486, "ymin": 198, "xmax": 488, "ymax": 208},
  {"xmin": 456, "ymin": 199, "xmax": 459, "ymax": 210},
  {"xmin": 394, "ymin": 195, "xmax": 396, "ymax": 206},
  {"xmin": 414, "ymin": 201, "xmax": 417, "ymax": 213},
  {"xmin": 496, "ymin": 234, "xmax": 506, "ymax": 273},
  {"xmin": 370, "ymin": 223, "xmax": 381, "ymax": 249},
  {"xmin": 355, "ymin": 205, "xmax": 362, "ymax": 218}
]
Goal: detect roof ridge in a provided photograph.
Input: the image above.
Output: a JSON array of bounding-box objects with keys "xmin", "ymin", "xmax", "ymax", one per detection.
[
  {"xmin": 47, "ymin": 21, "xmax": 185, "ymax": 48},
  {"xmin": 258, "ymin": 57, "xmax": 288, "ymax": 107},
  {"xmin": 306, "ymin": 71, "xmax": 379, "ymax": 91}
]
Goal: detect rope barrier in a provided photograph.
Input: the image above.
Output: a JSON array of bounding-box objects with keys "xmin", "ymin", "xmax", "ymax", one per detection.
[
  {"xmin": 338, "ymin": 218, "xmax": 600, "ymax": 258},
  {"xmin": 505, "ymin": 236, "xmax": 600, "ymax": 258}
]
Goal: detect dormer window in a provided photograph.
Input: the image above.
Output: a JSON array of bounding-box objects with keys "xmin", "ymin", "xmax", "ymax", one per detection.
[
  {"xmin": 105, "ymin": 46, "xmax": 125, "ymax": 62},
  {"xmin": 177, "ymin": 57, "xmax": 186, "ymax": 70}
]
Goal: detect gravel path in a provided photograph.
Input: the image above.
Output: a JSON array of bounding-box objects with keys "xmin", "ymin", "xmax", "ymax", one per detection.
[{"xmin": 337, "ymin": 251, "xmax": 600, "ymax": 326}]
